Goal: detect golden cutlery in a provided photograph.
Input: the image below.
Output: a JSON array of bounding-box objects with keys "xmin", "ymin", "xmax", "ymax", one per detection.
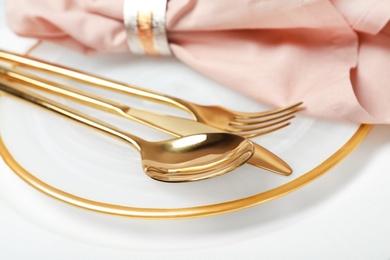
[
  {"xmin": 0, "ymin": 81, "xmax": 255, "ymax": 183},
  {"xmin": 0, "ymin": 50, "xmax": 302, "ymax": 138},
  {"xmin": 0, "ymin": 66, "xmax": 292, "ymax": 176}
]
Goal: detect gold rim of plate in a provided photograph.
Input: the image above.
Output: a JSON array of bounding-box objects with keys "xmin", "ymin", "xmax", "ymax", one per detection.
[
  {"xmin": 0, "ymin": 124, "xmax": 372, "ymax": 219},
  {"xmin": 0, "ymin": 42, "xmax": 372, "ymax": 219}
]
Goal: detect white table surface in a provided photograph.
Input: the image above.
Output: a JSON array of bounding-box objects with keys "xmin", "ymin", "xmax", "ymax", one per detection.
[{"xmin": 1, "ymin": 1, "xmax": 390, "ymax": 259}]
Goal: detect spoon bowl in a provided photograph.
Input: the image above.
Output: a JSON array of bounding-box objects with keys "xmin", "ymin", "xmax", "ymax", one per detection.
[
  {"xmin": 0, "ymin": 81, "xmax": 254, "ymax": 182},
  {"xmin": 140, "ymin": 133, "xmax": 254, "ymax": 182}
]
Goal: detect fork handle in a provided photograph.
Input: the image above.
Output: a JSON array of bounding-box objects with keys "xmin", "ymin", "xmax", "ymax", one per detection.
[
  {"xmin": 0, "ymin": 65, "xmax": 131, "ymax": 117},
  {"xmin": 0, "ymin": 66, "xmax": 201, "ymax": 138},
  {"xmin": 0, "ymin": 50, "xmax": 195, "ymax": 117}
]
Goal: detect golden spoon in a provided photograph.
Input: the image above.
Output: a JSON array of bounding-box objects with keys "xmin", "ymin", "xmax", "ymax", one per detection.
[{"xmin": 0, "ymin": 81, "xmax": 254, "ymax": 183}]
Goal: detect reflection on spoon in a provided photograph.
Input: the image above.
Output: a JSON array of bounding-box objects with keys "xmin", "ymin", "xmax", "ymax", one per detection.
[{"xmin": 0, "ymin": 81, "xmax": 254, "ymax": 182}]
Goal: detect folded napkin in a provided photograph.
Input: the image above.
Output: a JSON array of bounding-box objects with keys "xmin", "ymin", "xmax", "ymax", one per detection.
[{"xmin": 5, "ymin": 0, "xmax": 390, "ymax": 124}]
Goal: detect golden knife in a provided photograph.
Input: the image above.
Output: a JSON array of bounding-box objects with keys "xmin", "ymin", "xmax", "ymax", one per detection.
[{"xmin": 0, "ymin": 67, "xmax": 292, "ymax": 175}]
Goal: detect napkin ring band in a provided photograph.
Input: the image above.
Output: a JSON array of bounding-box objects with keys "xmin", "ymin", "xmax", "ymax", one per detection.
[{"xmin": 123, "ymin": 0, "xmax": 171, "ymax": 56}]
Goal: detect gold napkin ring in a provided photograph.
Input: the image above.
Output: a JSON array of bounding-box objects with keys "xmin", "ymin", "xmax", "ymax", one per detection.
[{"xmin": 123, "ymin": 0, "xmax": 171, "ymax": 56}]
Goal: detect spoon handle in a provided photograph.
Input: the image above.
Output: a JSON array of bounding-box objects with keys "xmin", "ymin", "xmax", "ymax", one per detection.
[{"xmin": 0, "ymin": 80, "xmax": 143, "ymax": 151}]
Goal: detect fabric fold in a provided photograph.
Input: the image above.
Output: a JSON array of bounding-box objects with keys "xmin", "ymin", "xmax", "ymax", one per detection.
[{"xmin": 5, "ymin": 0, "xmax": 390, "ymax": 124}]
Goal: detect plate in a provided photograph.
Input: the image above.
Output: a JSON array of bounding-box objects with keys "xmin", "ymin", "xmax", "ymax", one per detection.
[{"xmin": 0, "ymin": 42, "xmax": 369, "ymax": 250}]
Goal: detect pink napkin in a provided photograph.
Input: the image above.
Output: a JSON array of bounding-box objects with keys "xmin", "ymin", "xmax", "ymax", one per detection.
[{"xmin": 5, "ymin": 0, "xmax": 390, "ymax": 124}]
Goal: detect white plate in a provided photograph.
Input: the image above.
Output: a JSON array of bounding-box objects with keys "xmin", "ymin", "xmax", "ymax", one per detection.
[{"xmin": 0, "ymin": 43, "xmax": 364, "ymax": 253}]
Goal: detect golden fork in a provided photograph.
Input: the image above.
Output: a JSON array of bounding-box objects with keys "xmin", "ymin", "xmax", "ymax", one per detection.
[{"xmin": 0, "ymin": 50, "xmax": 303, "ymax": 138}]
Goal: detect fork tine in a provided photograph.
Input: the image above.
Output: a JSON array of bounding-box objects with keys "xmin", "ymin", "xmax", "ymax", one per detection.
[
  {"xmin": 229, "ymin": 115, "xmax": 295, "ymax": 131},
  {"xmin": 234, "ymin": 102, "xmax": 304, "ymax": 120},
  {"xmin": 238, "ymin": 122, "xmax": 292, "ymax": 138},
  {"xmin": 231, "ymin": 108, "xmax": 300, "ymax": 125}
]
